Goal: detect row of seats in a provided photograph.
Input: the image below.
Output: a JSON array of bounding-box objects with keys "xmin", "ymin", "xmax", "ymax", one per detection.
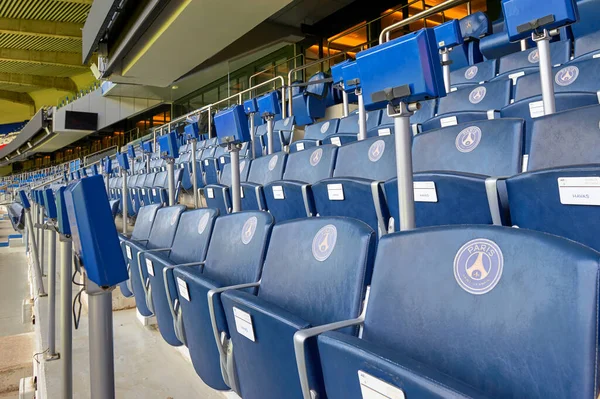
[{"xmin": 120, "ymin": 204, "xmax": 600, "ymax": 399}]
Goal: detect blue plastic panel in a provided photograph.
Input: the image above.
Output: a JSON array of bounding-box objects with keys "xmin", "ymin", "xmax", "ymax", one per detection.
[
  {"xmin": 116, "ymin": 152, "xmax": 129, "ymax": 170},
  {"xmin": 43, "ymin": 189, "xmax": 57, "ymax": 219},
  {"xmin": 341, "ymin": 61, "xmax": 360, "ymax": 93},
  {"xmin": 357, "ymin": 28, "xmax": 445, "ymax": 110},
  {"xmin": 56, "ymin": 187, "xmax": 71, "ymax": 236},
  {"xmin": 331, "ymin": 60, "xmax": 352, "ymax": 85},
  {"xmin": 127, "ymin": 145, "xmax": 135, "ymax": 159},
  {"xmin": 18, "ymin": 190, "xmax": 30, "ymax": 209},
  {"xmin": 103, "ymin": 157, "xmax": 112, "ymax": 174},
  {"xmin": 502, "ymin": 0, "xmax": 579, "ymax": 41},
  {"xmin": 435, "ymin": 19, "xmax": 464, "ymax": 49},
  {"xmin": 459, "ymin": 11, "xmax": 491, "ymax": 39},
  {"xmin": 244, "ymin": 98, "xmax": 259, "ymax": 115},
  {"xmin": 158, "ymin": 131, "xmax": 180, "ymax": 159},
  {"xmin": 257, "ymin": 91, "xmax": 281, "ymax": 117},
  {"xmin": 142, "ymin": 141, "xmax": 153, "ymax": 153},
  {"xmin": 90, "ymin": 164, "xmax": 99, "ymax": 176},
  {"xmin": 64, "ymin": 175, "xmax": 127, "ymax": 287},
  {"xmin": 184, "ymin": 122, "xmax": 200, "ymax": 140},
  {"xmin": 214, "ymin": 104, "xmax": 251, "ymax": 145}
]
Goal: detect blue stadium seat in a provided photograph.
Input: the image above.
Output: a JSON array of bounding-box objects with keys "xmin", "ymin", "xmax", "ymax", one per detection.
[
  {"xmin": 322, "ymin": 113, "xmax": 359, "ymax": 146},
  {"xmin": 506, "ymin": 104, "xmax": 600, "ymax": 251},
  {"xmin": 290, "ymin": 119, "xmax": 340, "ymax": 152},
  {"xmin": 421, "ymin": 79, "xmax": 511, "ymax": 132},
  {"xmin": 314, "ymin": 225, "xmax": 600, "ymax": 399},
  {"xmin": 292, "ymin": 72, "xmax": 330, "ymax": 126},
  {"xmin": 263, "ymin": 145, "xmax": 338, "ymax": 222},
  {"xmin": 240, "ymin": 152, "xmax": 287, "ymax": 210},
  {"xmin": 121, "ymin": 205, "xmax": 185, "ymax": 316},
  {"xmin": 118, "ymin": 204, "xmax": 162, "ymax": 297},
  {"xmin": 385, "ymin": 119, "xmax": 523, "ymax": 230},
  {"xmin": 479, "ymin": 30, "xmax": 522, "ymax": 60},
  {"xmin": 142, "ymin": 208, "xmax": 218, "ymax": 346},
  {"xmin": 203, "ymin": 146, "xmax": 228, "ymax": 186},
  {"xmin": 572, "ymin": 29, "xmax": 600, "ymax": 60},
  {"xmin": 273, "ymin": 116, "xmax": 295, "ymax": 153},
  {"xmin": 450, "ymin": 59, "xmax": 498, "ymax": 88},
  {"xmin": 448, "ymin": 12, "xmax": 489, "ymax": 71},
  {"xmin": 174, "ymin": 211, "xmax": 274, "ymax": 391},
  {"xmin": 205, "ymin": 159, "xmax": 251, "ymax": 215},
  {"xmin": 220, "ymin": 217, "xmax": 376, "ymax": 399},
  {"xmin": 311, "ymin": 135, "xmax": 396, "ymax": 234},
  {"xmin": 494, "ymin": 40, "xmax": 572, "ymax": 80}
]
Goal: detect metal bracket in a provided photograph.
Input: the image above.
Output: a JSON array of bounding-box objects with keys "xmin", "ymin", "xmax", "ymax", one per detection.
[
  {"xmin": 372, "ymin": 84, "xmax": 412, "ymax": 104},
  {"xmin": 517, "ymin": 14, "xmax": 555, "ymax": 34}
]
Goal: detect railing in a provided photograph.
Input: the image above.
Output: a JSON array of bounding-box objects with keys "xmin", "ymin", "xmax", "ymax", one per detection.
[
  {"xmin": 249, "ymin": 54, "xmax": 305, "ymax": 97},
  {"xmin": 83, "ymin": 146, "xmax": 118, "ymax": 166}
]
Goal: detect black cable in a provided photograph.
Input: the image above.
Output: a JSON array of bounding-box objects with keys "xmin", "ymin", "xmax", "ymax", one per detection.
[{"xmin": 73, "ymin": 287, "xmax": 83, "ymax": 330}]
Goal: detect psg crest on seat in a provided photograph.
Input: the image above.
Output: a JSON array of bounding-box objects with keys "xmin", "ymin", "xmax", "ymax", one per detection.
[
  {"xmin": 555, "ymin": 65, "xmax": 579, "ymax": 86},
  {"xmin": 312, "ymin": 224, "xmax": 337, "ymax": 262},
  {"xmin": 241, "ymin": 216, "xmax": 258, "ymax": 245},
  {"xmin": 528, "ymin": 49, "xmax": 540, "ymax": 63},
  {"xmin": 368, "ymin": 140, "xmax": 386, "ymax": 162},
  {"xmin": 468, "ymin": 86, "xmax": 487, "ymax": 104},
  {"xmin": 453, "ymin": 238, "xmax": 504, "ymax": 295},
  {"xmin": 455, "ymin": 126, "xmax": 482, "ymax": 153}
]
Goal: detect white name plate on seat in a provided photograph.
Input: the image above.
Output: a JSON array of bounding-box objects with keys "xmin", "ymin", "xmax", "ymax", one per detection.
[
  {"xmin": 508, "ymin": 70, "xmax": 525, "ymax": 84},
  {"xmin": 414, "ymin": 181, "xmax": 438, "ymax": 202},
  {"xmin": 220, "ymin": 156, "xmax": 226, "ymax": 164},
  {"xmin": 152, "ymin": 189, "xmax": 157, "ymax": 196},
  {"xmin": 125, "ymin": 245, "xmax": 132, "ymax": 260},
  {"xmin": 177, "ymin": 277, "xmax": 190, "ymax": 301},
  {"xmin": 273, "ymin": 186, "xmax": 284, "ymax": 200},
  {"xmin": 296, "ymin": 142, "xmax": 305, "ymax": 151},
  {"xmin": 529, "ymin": 100, "xmax": 545, "ymax": 118},
  {"xmin": 358, "ymin": 371, "xmax": 405, "ymax": 399},
  {"xmin": 558, "ymin": 177, "xmax": 600, "ymax": 206},
  {"xmin": 440, "ymin": 116, "xmax": 458, "ymax": 128},
  {"xmin": 330, "ymin": 137, "xmax": 342, "ymax": 146},
  {"xmin": 145, "ymin": 258, "xmax": 154, "ymax": 276},
  {"xmin": 206, "ymin": 188, "xmax": 214, "ymax": 199},
  {"xmin": 233, "ymin": 307, "xmax": 255, "ymax": 342},
  {"xmin": 378, "ymin": 128, "xmax": 391, "ymax": 136},
  {"xmin": 521, "ymin": 154, "xmax": 529, "ymax": 173},
  {"xmin": 327, "ymin": 184, "xmax": 344, "ymax": 200}
]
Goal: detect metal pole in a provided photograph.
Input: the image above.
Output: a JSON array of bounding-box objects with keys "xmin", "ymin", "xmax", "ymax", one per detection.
[
  {"xmin": 342, "ymin": 88, "xmax": 349, "ymax": 118},
  {"xmin": 534, "ymin": 31, "xmax": 556, "ymax": 115},
  {"xmin": 207, "ymin": 108, "xmax": 212, "ymax": 138},
  {"xmin": 121, "ymin": 170, "xmax": 128, "ymax": 235},
  {"xmin": 230, "ymin": 148, "xmax": 242, "ymax": 213},
  {"xmin": 88, "ymin": 288, "xmax": 116, "ymax": 399},
  {"xmin": 441, "ymin": 50, "xmax": 451, "ymax": 93},
  {"xmin": 266, "ymin": 117, "xmax": 274, "ymax": 155},
  {"xmin": 167, "ymin": 160, "xmax": 176, "ymax": 206},
  {"xmin": 357, "ymin": 90, "xmax": 367, "ymax": 141},
  {"xmin": 146, "ymin": 154, "xmax": 150, "ymax": 174},
  {"xmin": 190, "ymin": 140, "xmax": 199, "ymax": 208},
  {"xmin": 104, "ymin": 174, "xmax": 110, "ymax": 195},
  {"xmin": 520, "ymin": 39, "xmax": 528, "ymax": 51},
  {"xmin": 24, "ymin": 209, "xmax": 46, "ymax": 296},
  {"xmin": 46, "ymin": 226, "xmax": 59, "ymax": 360},
  {"xmin": 60, "ymin": 237, "xmax": 73, "ymax": 399},
  {"xmin": 392, "ymin": 103, "xmax": 417, "ymax": 231},
  {"xmin": 40, "ymin": 209, "xmax": 45, "ymax": 276},
  {"xmin": 249, "ymin": 114, "xmax": 256, "ymax": 159}
]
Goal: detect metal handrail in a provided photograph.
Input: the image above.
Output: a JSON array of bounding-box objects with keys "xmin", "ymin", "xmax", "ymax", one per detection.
[
  {"xmin": 380, "ymin": 0, "xmax": 470, "ymax": 43},
  {"xmin": 249, "ymin": 54, "xmax": 305, "ymax": 96}
]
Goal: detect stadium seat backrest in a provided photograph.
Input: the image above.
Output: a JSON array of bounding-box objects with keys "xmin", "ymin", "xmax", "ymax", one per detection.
[
  {"xmin": 143, "ymin": 173, "xmax": 156, "ymax": 187},
  {"xmin": 333, "ymin": 135, "xmax": 396, "ymax": 181},
  {"xmin": 574, "ymin": 29, "xmax": 600, "ymax": 59},
  {"xmin": 305, "ymin": 72, "xmax": 329, "ymax": 98},
  {"xmin": 220, "ymin": 158, "xmax": 251, "ymax": 186},
  {"xmin": 570, "ymin": 0, "xmax": 600, "ymax": 38},
  {"xmin": 154, "ymin": 171, "xmax": 168, "ymax": 188},
  {"xmin": 258, "ymin": 217, "xmax": 376, "ymax": 328},
  {"xmin": 337, "ymin": 114, "xmax": 359, "ymax": 133},
  {"xmin": 459, "ymin": 11, "xmax": 490, "ymax": 39},
  {"xmin": 246, "ymin": 152, "xmax": 287, "ymax": 185},
  {"xmin": 436, "ymin": 79, "xmax": 511, "ymax": 115},
  {"xmin": 362, "ymin": 225, "xmax": 600, "ymax": 399},
  {"xmin": 282, "ymin": 145, "xmax": 338, "ymax": 183},
  {"xmin": 201, "ymin": 211, "xmax": 273, "ymax": 286},
  {"xmin": 274, "ymin": 116, "xmax": 294, "ymax": 131},
  {"xmin": 451, "ymin": 59, "xmax": 498, "ymax": 87},
  {"xmin": 256, "ymin": 123, "xmax": 268, "ymax": 137},
  {"xmin": 304, "ymin": 119, "xmax": 340, "ymax": 140},
  {"xmin": 146, "ymin": 205, "xmax": 186, "ymax": 249},
  {"xmin": 169, "ymin": 208, "xmax": 218, "ymax": 264},
  {"xmin": 413, "ymin": 119, "xmax": 523, "ymax": 176},
  {"xmin": 528, "ymin": 105, "xmax": 600, "ymax": 171},
  {"xmin": 130, "ymin": 204, "xmax": 162, "ymax": 240},
  {"xmin": 497, "ymin": 40, "xmax": 571, "ymax": 76}
]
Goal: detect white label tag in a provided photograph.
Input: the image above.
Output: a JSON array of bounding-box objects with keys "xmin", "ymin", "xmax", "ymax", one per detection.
[
  {"xmin": 296, "ymin": 142, "xmax": 305, "ymax": 151},
  {"xmin": 529, "ymin": 100, "xmax": 545, "ymax": 118},
  {"xmin": 177, "ymin": 277, "xmax": 190, "ymax": 301},
  {"xmin": 233, "ymin": 307, "xmax": 255, "ymax": 342},
  {"xmin": 558, "ymin": 177, "xmax": 600, "ymax": 206},
  {"xmin": 141, "ymin": 189, "xmax": 146, "ymax": 195},
  {"xmin": 358, "ymin": 371, "xmax": 406, "ymax": 399},
  {"xmin": 521, "ymin": 154, "xmax": 529, "ymax": 173},
  {"xmin": 414, "ymin": 181, "xmax": 438, "ymax": 202},
  {"xmin": 594, "ymin": 53, "xmax": 600, "ymax": 59},
  {"xmin": 204, "ymin": 160, "xmax": 209, "ymax": 166},
  {"xmin": 152, "ymin": 189, "xmax": 157, "ymax": 196},
  {"xmin": 206, "ymin": 188, "xmax": 214, "ymax": 199},
  {"xmin": 378, "ymin": 128, "xmax": 391, "ymax": 136},
  {"xmin": 440, "ymin": 116, "xmax": 458, "ymax": 128},
  {"xmin": 145, "ymin": 258, "xmax": 154, "ymax": 276},
  {"xmin": 450, "ymin": 87, "xmax": 458, "ymax": 92},
  {"xmin": 240, "ymin": 186, "xmax": 245, "ymax": 198},
  {"xmin": 508, "ymin": 71, "xmax": 525, "ymax": 84},
  {"xmin": 327, "ymin": 184, "xmax": 344, "ymax": 200},
  {"xmin": 330, "ymin": 137, "xmax": 341, "ymax": 146},
  {"xmin": 273, "ymin": 185, "xmax": 284, "ymax": 200},
  {"xmin": 125, "ymin": 245, "xmax": 132, "ymax": 260},
  {"xmin": 220, "ymin": 156, "xmax": 225, "ymax": 164}
]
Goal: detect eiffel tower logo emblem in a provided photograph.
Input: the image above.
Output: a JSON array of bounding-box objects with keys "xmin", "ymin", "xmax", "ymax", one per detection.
[{"xmin": 466, "ymin": 252, "xmax": 489, "ymax": 280}]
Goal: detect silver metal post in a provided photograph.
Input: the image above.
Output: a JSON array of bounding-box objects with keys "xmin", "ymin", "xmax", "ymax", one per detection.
[
  {"xmin": 46, "ymin": 226, "xmax": 59, "ymax": 360},
  {"xmin": 207, "ymin": 108, "xmax": 212, "ymax": 138},
  {"xmin": 520, "ymin": 39, "xmax": 528, "ymax": 51},
  {"xmin": 35, "ymin": 204, "xmax": 41, "ymax": 262},
  {"xmin": 230, "ymin": 148, "xmax": 242, "ymax": 213},
  {"xmin": 357, "ymin": 89, "xmax": 367, "ymax": 141},
  {"xmin": 105, "ymin": 174, "xmax": 109, "ymax": 194},
  {"xmin": 24, "ymin": 209, "xmax": 46, "ymax": 296},
  {"xmin": 88, "ymin": 284, "xmax": 115, "ymax": 399},
  {"xmin": 121, "ymin": 170, "xmax": 128, "ymax": 235},
  {"xmin": 533, "ymin": 31, "xmax": 556, "ymax": 115},
  {"xmin": 249, "ymin": 114, "xmax": 256, "ymax": 159},
  {"xmin": 342, "ymin": 87, "xmax": 349, "ymax": 117},
  {"xmin": 167, "ymin": 160, "xmax": 176, "ymax": 206},
  {"xmin": 190, "ymin": 140, "xmax": 199, "ymax": 208},
  {"xmin": 441, "ymin": 49, "xmax": 451, "ymax": 93},
  {"xmin": 266, "ymin": 117, "xmax": 274, "ymax": 155},
  {"xmin": 146, "ymin": 154, "xmax": 150, "ymax": 174},
  {"xmin": 392, "ymin": 103, "xmax": 417, "ymax": 231},
  {"xmin": 60, "ymin": 237, "xmax": 73, "ymax": 398},
  {"xmin": 40, "ymin": 209, "xmax": 45, "ymax": 276}
]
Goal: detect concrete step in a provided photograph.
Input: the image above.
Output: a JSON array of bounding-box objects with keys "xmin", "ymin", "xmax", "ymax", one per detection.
[{"xmin": 0, "ymin": 332, "xmax": 33, "ymax": 396}]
